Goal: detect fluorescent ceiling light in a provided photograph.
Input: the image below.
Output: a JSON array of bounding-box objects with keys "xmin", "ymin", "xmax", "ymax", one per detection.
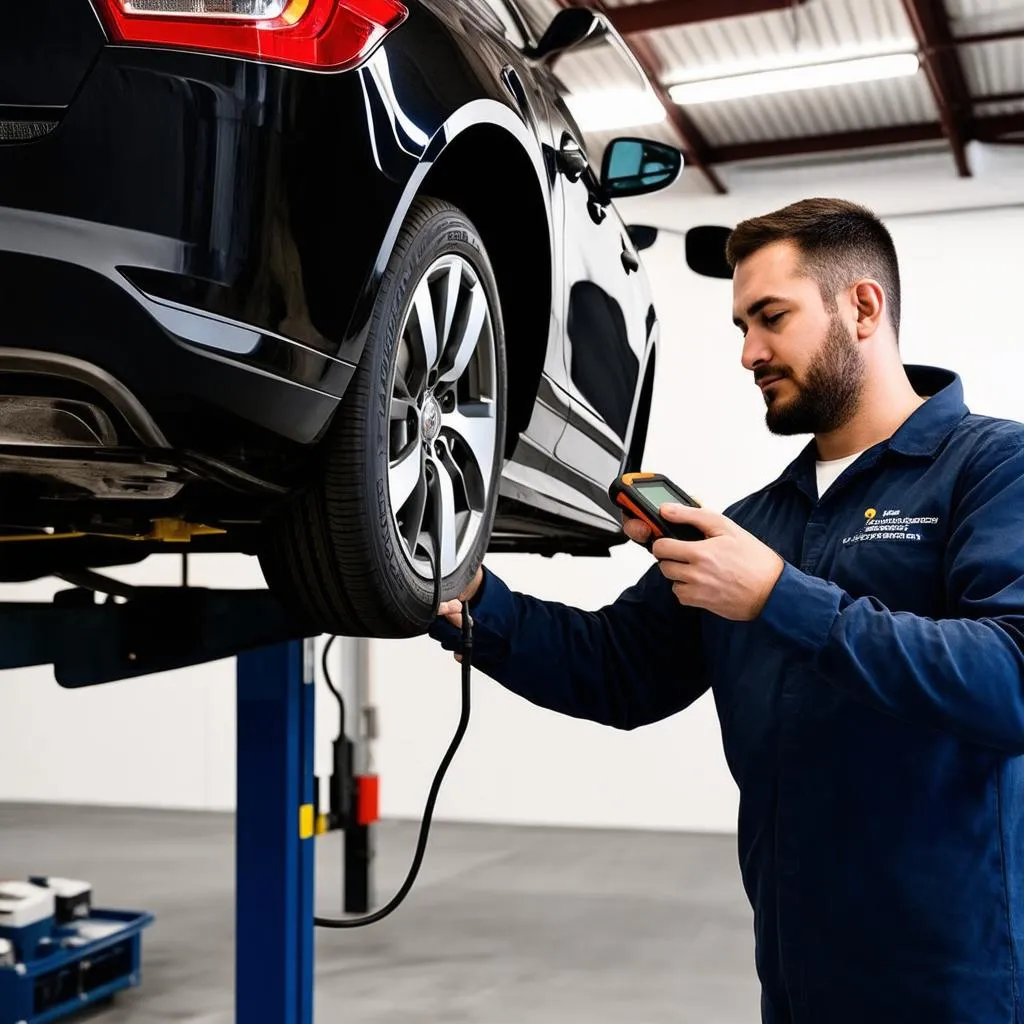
[
  {"xmin": 669, "ymin": 52, "xmax": 920, "ymax": 105},
  {"xmin": 668, "ymin": 41, "xmax": 918, "ymax": 83},
  {"xmin": 564, "ymin": 88, "xmax": 666, "ymax": 132}
]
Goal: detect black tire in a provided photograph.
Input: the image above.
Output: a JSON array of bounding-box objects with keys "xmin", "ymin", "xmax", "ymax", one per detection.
[{"xmin": 258, "ymin": 197, "xmax": 507, "ymax": 638}]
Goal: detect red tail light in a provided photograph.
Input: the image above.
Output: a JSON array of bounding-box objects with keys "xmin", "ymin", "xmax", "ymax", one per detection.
[{"xmin": 95, "ymin": 0, "xmax": 409, "ymax": 71}]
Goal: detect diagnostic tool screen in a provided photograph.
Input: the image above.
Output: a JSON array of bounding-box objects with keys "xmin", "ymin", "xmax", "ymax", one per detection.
[{"xmin": 635, "ymin": 481, "xmax": 686, "ymax": 509}]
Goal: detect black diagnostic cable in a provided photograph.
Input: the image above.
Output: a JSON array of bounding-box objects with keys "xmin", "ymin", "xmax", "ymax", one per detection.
[
  {"xmin": 314, "ymin": 464, "xmax": 473, "ymax": 929},
  {"xmin": 321, "ymin": 634, "xmax": 344, "ymax": 733}
]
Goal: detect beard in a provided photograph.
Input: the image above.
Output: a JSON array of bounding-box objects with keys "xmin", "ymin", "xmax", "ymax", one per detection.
[{"xmin": 760, "ymin": 314, "xmax": 865, "ymax": 436}]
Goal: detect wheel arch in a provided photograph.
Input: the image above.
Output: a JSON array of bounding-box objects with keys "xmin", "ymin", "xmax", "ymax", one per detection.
[
  {"xmin": 347, "ymin": 99, "xmax": 556, "ymax": 461},
  {"xmin": 418, "ymin": 121, "xmax": 554, "ymax": 459}
]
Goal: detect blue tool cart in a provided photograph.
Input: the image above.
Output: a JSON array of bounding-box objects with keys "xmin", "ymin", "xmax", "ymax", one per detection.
[{"xmin": 0, "ymin": 905, "xmax": 153, "ymax": 1024}]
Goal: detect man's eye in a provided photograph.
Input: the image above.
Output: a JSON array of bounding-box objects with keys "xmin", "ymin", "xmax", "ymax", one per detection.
[{"xmin": 764, "ymin": 312, "xmax": 785, "ymax": 326}]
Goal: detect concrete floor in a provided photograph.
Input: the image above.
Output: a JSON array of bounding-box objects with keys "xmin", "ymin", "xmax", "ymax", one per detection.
[{"xmin": 1, "ymin": 804, "xmax": 760, "ymax": 1023}]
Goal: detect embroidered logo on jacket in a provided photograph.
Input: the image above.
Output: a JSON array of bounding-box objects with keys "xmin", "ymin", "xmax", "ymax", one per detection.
[{"xmin": 843, "ymin": 507, "xmax": 940, "ymax": 545}]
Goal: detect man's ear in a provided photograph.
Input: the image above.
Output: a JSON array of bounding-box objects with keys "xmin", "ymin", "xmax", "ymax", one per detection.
[{"xmin": 852, "ymin": 279, "xmax": 885, "ymax": 339}]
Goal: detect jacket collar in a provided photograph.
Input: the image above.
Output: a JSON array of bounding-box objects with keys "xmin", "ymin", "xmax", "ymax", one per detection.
[
  {"xmin": 887, "ymin": 365, "xmax": 967, "ymax": 455},
  {"xmin": 773, "ymin": 365, "xmax": 968, "ymax": 496}
]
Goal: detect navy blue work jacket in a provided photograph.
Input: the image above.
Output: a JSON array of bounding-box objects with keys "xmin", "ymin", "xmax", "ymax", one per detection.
[{"xmin": 430, "ymin": 366, "xmax": 1024, "ymax": 1023}]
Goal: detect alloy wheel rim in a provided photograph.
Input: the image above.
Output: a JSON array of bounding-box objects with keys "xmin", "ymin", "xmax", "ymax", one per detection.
[{"xmin": 387, "ymin": 254, "xmax": 498, "ymax": 580}]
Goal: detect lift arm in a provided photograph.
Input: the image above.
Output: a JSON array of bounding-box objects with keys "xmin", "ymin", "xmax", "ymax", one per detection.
[{"xmin": 0, "ymin": 585, "xmax": 315, "ymax": 686}]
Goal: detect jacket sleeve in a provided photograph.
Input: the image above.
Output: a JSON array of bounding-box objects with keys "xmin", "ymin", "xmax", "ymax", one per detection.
[
  {"xmin": 758, "ymin": 434, "xmax": 1024, "ymax": 752},
  {"xmin": 428, "ymin": 562, "xmax": 709, "ymax": 730}
]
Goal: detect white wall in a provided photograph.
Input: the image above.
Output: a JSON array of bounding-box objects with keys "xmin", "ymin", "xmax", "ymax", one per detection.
[{"xmin": 0, "ymin": 144, "xmax": 1022, "ymax": 834}]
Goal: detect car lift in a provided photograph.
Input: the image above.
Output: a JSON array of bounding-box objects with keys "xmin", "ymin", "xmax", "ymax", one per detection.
[{"xmin": 0, "ymin": 574, "xmax": 378, "ymax": 1024}]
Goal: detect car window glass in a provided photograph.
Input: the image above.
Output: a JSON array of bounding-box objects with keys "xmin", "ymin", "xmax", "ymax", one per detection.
[{"xmin": 482, "ymin": 0, "xmax": 527, "ymax": 48}]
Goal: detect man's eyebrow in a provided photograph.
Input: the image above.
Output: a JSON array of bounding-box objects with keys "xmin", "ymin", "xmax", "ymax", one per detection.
[{"xmin": 733, "ymin": 295, "xmax": 788, "ymax": 328}]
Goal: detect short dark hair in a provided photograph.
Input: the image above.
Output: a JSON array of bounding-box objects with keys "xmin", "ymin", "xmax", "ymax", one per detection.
[{"xmin": 726, "ymin": 197, "xmax": 901, "ymax": 338}]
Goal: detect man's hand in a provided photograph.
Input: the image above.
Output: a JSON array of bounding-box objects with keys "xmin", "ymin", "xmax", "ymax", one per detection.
[
  {"xmin": 651, "ymin": 504, "xmax": 784, "ymax": 621},
  {"xmin": 435, "ymin": 567, "xmax": 483, "ymax": 663},
  {"xmin": 436, "ymin": 566, "xmax": 483, "ymax": 631},
  {"xmin": 622, "ymin": 512, "xmax": 653, "ymax": 547}
]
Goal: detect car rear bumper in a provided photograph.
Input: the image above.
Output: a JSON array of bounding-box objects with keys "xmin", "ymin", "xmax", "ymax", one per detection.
[
  {"xmin": 0, "ymin": 205, "xmax": 353, "ymax": 453},
  {"xmin": 0, "ymin": 39, "xmax": 412, "ymax": 455}
]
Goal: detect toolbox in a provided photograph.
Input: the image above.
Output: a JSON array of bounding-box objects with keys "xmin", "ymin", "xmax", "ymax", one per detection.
[{"xmin": 0, "ymin": 900, "xmax": 153, "ymax": 1024}]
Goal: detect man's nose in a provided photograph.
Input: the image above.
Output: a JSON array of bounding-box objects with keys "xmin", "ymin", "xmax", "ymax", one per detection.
[{"xmin": 741, "ymin": 331, "xmax": 773, "ymax": 371}]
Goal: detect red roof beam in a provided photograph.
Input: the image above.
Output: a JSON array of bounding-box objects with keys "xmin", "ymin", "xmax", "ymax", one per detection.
[{"xmin": 900, "ymin": 0, "xmax": 973, "ymax": 177}]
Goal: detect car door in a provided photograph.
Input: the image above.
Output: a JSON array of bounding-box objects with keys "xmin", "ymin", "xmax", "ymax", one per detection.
[
  {"xmin": 541, "ymin": 78, "xmax": 653, "ymax": 494},
  {"xmin": 476, "ymin": 0, "xmax": 652, "ymax": 512}
]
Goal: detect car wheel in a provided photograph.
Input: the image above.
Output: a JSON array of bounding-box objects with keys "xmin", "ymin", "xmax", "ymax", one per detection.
[{"xmin": 259, "ymin": 196, "xmax": 507, "ymax": 638}]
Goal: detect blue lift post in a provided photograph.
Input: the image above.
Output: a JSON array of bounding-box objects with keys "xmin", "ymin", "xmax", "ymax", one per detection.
[
  {"xmin": 236, "ymin": 638, "xmax": 316, "ymax": 1024},
  {"xmin": 0, "ymin": 581, "xmax": 321, "ymax": 1024}
]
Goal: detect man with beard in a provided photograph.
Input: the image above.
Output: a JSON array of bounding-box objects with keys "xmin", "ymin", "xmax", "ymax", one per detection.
[{"xmin": 430, "ymin": 198, "xmax": 1024, "ymax": 1023}]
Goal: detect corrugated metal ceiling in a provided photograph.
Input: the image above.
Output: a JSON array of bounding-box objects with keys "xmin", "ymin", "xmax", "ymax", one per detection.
[
  {"xmin": 962, "ymin": 41, "xmax": 1024, "ymax": 108},
  {"xmin": 683, "ymin": 75, "xmax": 940, "ymax": 147},
  {"xmin": 648, "ymin": 0, "xmax": 917, "ymax": 80},
  {"xmin": 505, "ymin": 0, "xmax": 1024, "ymax": 187}
]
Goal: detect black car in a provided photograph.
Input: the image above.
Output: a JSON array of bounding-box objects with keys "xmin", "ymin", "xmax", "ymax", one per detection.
[{"xmin": 0, "ymin": 0, "xmax": 687, "ymax": 637}]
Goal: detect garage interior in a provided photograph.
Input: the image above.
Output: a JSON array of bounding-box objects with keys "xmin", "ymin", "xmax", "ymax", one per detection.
[{"xmin": 2, "ymin": 0, "xmax": 1024, "ymax": 1021}]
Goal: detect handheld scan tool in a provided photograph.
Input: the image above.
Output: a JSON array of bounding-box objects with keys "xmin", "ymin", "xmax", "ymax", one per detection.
[{"xmin": 609, "ymin": 472, "xmax": 705, "ymax": 546}]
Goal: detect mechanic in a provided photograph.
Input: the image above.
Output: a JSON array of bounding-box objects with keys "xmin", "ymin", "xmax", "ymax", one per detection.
[{"xmin": 429, "ymin": 197, "xmax": 1024, "ymax": 1023}]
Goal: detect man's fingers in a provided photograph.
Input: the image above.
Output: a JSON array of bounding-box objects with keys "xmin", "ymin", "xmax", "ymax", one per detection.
[
  {"xmin": 659, "ymin": 559, "xmax": 707, "ymax": 587},
  {"xmin": 435, "ymin": 599, "xmax": 465, "ymax": 632},
  {"xmin": 658, "ymin": 558, "xmax": 687, "ymax": 582},
  {"xmin": 621, "ymin": 514, "xmax": 652, "ymax": 545},
  {"xmin": 625, "ymin": 523, "xmax": 650, "ymax": 545},
  {"xmin": 651, "ymin": 536, "xmax": 704, "ymax": 564},
  {"xmin": 659, "ymin": 503, "xmax": 730, "ymax": 536}
]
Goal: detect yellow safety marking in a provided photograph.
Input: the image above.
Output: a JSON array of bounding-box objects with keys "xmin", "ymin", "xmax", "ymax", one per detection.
[
  {"xmin": 299, "ymin": 804, "xmax": 315, "ymax": 840},
  {"xmin": 0, "ymin": 519, "xmax": 226, "ymax": 544},
  {"xmin": 146, "ymin": 518, "xmax": 226, "ymax": 542},
  {"xmin": 316, "ymin": 813, "xmax": 330, "ymax": 836}
]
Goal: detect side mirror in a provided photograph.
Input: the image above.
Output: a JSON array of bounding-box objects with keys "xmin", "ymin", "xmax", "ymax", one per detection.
[
  {"xmin": 600, "ymin": 138, "xmax": 682, "ymax": 199},
  {"xmin": 685, "ymin": 225, "xmax": 734, "ymax": 279},
  {"xmin": 524, "ymin": 7, "xmax": 609, "ymax": 63}
]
